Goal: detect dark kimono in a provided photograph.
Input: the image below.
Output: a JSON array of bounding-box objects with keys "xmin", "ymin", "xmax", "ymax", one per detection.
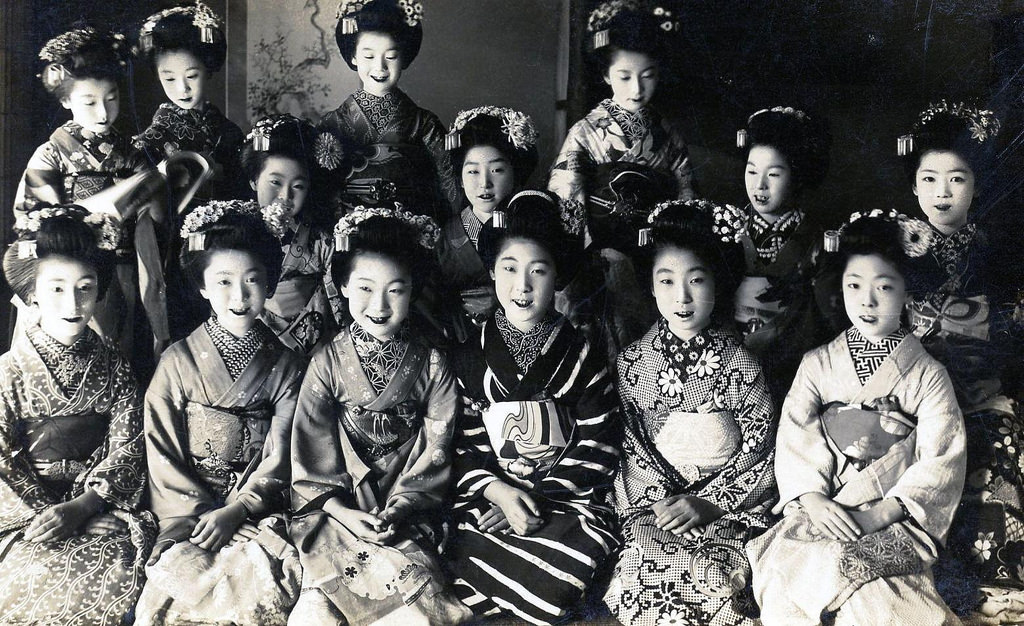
[
  {"xmin": 0, "ymin": 326, "xmax": 154, "ymax": 626},
  {"xmin": 605, "ymin": 321, "xmax": 776, "ymax": 626},
  {"xmin": 319, "ymin": 89, "xmax": 460, "ymax": 219},
  {"xmin": 139, "ymin": 319, "xmax": 306, "ymax": 625},
  {"xmin": 446, "ymin": 311, "xmax": 621, "ymax": 625},
  {"xmin": 433, "ymin": 208, "xmax": 499, "ymax": 344}
]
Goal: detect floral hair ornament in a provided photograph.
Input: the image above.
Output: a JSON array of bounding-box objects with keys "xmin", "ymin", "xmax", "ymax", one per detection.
[
  {"xmin": 337, "ymin": 0, "xmax": 423, "ymax": 32},
  {"xmin": 639, "ymin": 198, "xmax": 745, "ymax": 247},
  {"xmin": 313, "ymin": 132, "xmax": 344, "ymax": 170},
  {"xmin": 587, "ymin": 0, "xmax": 678, "ymax": 49},
  {"xmin": 444, "ymin": 106, "xmax": 539, "ymax": 152},
  {"xmin": 38, "ymin": 28, "xmax": 129, "ymax": 87},
  {"xmin": 736, "ymin": 106, "xmax": 809, "ymax": 149},
  {"xmin": 825, "ymin": 209, "xmax": 935, "ymax": 258},
  {"xmin": 333, "ymin": 203, "xmax": 440, "ymax": 252},
  {"xmin": 180, "ymin": 199, "xmax": 285, "ymax": 251},
  {"xmin": 897, "ymin": 100, "xmax": 1001, "ymax": 156},
  {"xmin": 139, "ymin": 1, "xmax": 224, "ymax": 51},
  {"xmin": 14, "ymin": 205, "xmax": 121, "ymax": 260}
]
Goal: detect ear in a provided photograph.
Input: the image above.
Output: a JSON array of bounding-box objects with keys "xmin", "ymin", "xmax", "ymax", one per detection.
[
  {"xmin": 912, "ymin": 182, "xmax": 919, "ymax": 197},
  {"xmin": 249, "ymin": 179, "xmax": 257, "ymax": 192},
  {"xmin": 198, "ymin": 286, "xmax": 210, "ymax": 302},
  {"xmin": 603, "ymin": 73, "xmax": 611, "ymax": 86},
  {"xmin": 489, "ymin": 269, "xmax": 496, "ymax": 281},
  {"xmin": 60, "ymin": 98, "xmax": 72, "ymax": 110},
  {"xmin": 340, "ymin": 283, "xmax": 350, "ymax": 299}
]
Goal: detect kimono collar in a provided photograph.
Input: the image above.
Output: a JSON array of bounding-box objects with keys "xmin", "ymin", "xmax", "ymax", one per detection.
[
  {"xmin": 845, "ymin": 326, "xmax": 909, "ymax": 385},
  {"xmin": 26, "ymin": 324, "xmax": 100, "ymax": 392},
  {"xmin": 353, "ymin": 89, "xmax": 404, "ymax": 134},
  {"xmin": 601, "ymin": 98, "xmax": 653, "ymax": 143},
  {"xmin": 930, "ymin": 222, "xmax": 976, "ymax": 275},
  {"xmin": 460, "ymin": 207, "xmax": 485, "ymax": 247},
  {"xmin": 350, "ymin": 321, "xmax": 411, "ymax": 395},
  {"xmin": 494, "ymin": 308, "xmax": 560, "ymax": 374},
  {"xmin": 204, "ymin": 316, "xmax": 275, "ymax": 380},
  {"xmin": 744, "ymin": 204, "xmax": 804, "ymax": 264},
  {"xmin": 654, "ymin": 319, "xmax": 729, "ymax": 398}
]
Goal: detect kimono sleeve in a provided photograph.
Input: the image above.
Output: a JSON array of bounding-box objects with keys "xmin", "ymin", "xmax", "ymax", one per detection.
[
  {"xmin": 14, "ymin": 141, "xmax": 64, "ymax": 218},
  {"xmin": 547, "ymin": 120, "xmax": 593, "ymax": 218},
  {"xmin": 665, "ymin": 121, "xmax": 695, "ymax": 201},
  {"xmin": 420, "ymin": 111, "xmax": 462, "ymax": 217}
]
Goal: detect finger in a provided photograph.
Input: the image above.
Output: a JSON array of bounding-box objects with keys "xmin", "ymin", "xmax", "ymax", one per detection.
[
  {"xmin": 520, "ymin": 494, "xmax": 542, "ymax": 517},
  {"xmin": 832, "ymin": 509, "xmax": 863, "ymax": 539},
  {"xmin": 190, "ymin": 523, "xmax": 217, "ymax": 546},
  {"xmin": 823, "ymin": 518, "xmax": 856, "ymax": 542},
  {"xmin": 491, "ymin": 519, "xmax": 511, "ymax": 533},
  {"xmin": 191, "ymin": 518, "xmax": 209, "ymax": 538},
  {"xmin": 32, "ymin": 525, "xmax": 70, "ymax": 543}
]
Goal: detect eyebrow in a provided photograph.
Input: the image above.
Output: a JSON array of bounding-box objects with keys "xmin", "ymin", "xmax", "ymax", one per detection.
[
  {"xmin": 747, "ymin": 161, "xmax": 788, "ymax": 168},
  {"xmin": 265, "ymin": 171, "xmax": 308, "ymax": 179},
  {"xmin": 463, "ymin": 157, "xmax": 509, "ymax": 166},
  {"xmin": 918, "ymin": 168, "xmax": 968, "ymax": 173},
  {"xmin": 159, "ymin": 67, "xmax": 200, "ymax": 73}
]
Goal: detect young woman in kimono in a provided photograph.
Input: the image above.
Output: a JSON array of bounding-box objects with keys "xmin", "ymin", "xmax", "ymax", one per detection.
[
  {"xmin": 444, "ymin": 191, "xmax": 621, "ymax": 625},
  {"xmin": 0, "ymin": 206, "xmax": 154, "ymax": 626},
  {"xmin": 244, "ymin": 114, "xmax": 346, "ymax": 356},
  {"xmin": 321, "ymin": 0, "xmax": 460, "ymax": 220},
  {"xmin": 138, "ymin": 200, "xmax": 305, "ymax": 625},
  {"xmin": 894, "ymin": 103, "xmax": 1024, "ymax": 621},
  {"xmin": 745, "ymin": 213, "xmax": 967, "ymax": 626},
  {"xmin": 603, "ymin": 199, "xmax": 777, "ymax": 626},
  {"xmin": 434, "ymin": 106, "xmax": 539, "ymax": 344},
  {"xmin": 548, "ymin": 0, "xmax": 694, "ymax": 360},
  {"xmin": 288, "ymin": 204, "xmax": 470, "ymax": 625}
]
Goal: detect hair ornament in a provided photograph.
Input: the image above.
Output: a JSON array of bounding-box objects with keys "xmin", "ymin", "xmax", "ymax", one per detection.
[
  {"xmin": 14, "ymin": 205, "xmax": 122, "ymax": 258},
  {"xmin": 737, "ymin": 106, "xmax": 810, "ymax": 149},
  {"xmin": 314, "ymin": 132, "xmax": 344, "ymax": 170},
  {"xmin": 641, "ymin": 199, "xmax": 745, "ymax": 247},
  {"xmin": 337, "ymin": 0, "xmax": 423, "ymax": 28},
  {"xmin": 899, "ymin": 100, "xmax": 1001, "ymax": 155},
  {"xmin": 333, "ymin": 203, "xmax": 440, "ymax": 252},
  {"xmin": 587, "ymin": 0, "xmax": 641, "ymax": 48},
  {"xmin": 245, "ymin": 115, "xmax": 296, "ymax": 151},
  {"xmin": 139, "ymin": 1, "xmax": 224, "ymax": 52},
  {"xmin": 180, "ymin": 199, "xmax": 282, "ymax": 251},
  {"xmin": 832, "ymin": 209, "xmax": 935, "ymax": 258},
  {"xmin": 38, "ymin": 28, "xmax": 129, "ymax": 86},
  {"xmin": 446, "ymin": 106, "xmax": 539, "ymax": 152}
]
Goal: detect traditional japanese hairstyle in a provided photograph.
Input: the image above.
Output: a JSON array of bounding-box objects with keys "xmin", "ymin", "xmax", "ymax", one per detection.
[
  {"xmin": 586, "ymin": 0, "xmax": 679, "ymax": 73},
  {"xmin": 823, "ymin": 208, "xmax": 934, "ymax": 271},
  {"xmin": 897, "ymin": 100, "xmax": 1001, "ymax": 183},
  {"xmin": 736, "ymin": 106, "xmax": 832, "ymax": 192},
  {"xmin": 38, "ymin": 27, "xmax": 129, "ymax": 98},
  {"xmin": 2, "ymin": 204, "xmax": 120, "ymax": 303},
  {"xmin": 178, "ymin": 200, "xmax": 287, "ymax": 294},
  {"xmin": 136, "ymin": 1, "xmax": 227, "ymax": 73},
  {"xmin": 331, "ymin": 203, "xmax": 440, "ymax": 297},
  {"xmin": 335, "ymin": 0, "xmax": 424, "ymax": 70},
  {"xmin": 445, "ymin": 106, "xmax": 540, "ymax": 187}
]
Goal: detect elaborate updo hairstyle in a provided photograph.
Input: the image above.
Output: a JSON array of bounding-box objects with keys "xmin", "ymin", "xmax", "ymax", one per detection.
[
  {"xmin": 136, "ymin": 1, "xmax": 227, "ymax": 73},
  {"xmin": 586, "ymin": 0, "xmax": 678, "ymax": 79},
  {"xmin": 898, "ymin": 101, "xmax": 1001, "ymax": 186},
  {"xmin": 38, "ymin": 27, "xmax": 129, "ymax": 99},
  {"xmin": 737, "ymin": 106, "xmax": 832, "ymax": 194},
  {"xmin": 335, "ymin": 0, "xmax": 424, "ymax": 70},
  {"xmin": 3, "ymin": 205, "xmax": 118, "ymax": 303},
  {"xmin": 447, "ymin": 107, "xmax": 539, "ymax": 187}
]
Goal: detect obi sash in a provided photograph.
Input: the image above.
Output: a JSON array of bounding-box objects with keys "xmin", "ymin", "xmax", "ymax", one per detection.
[
  {"xmin": 588, "ymin": 162, "xmax": 676, "ymax": 250},
  {"xmin": 342, "ymin": 143, "xmax": 433, "ymax": 209},
  {"xmin": 185, "ymin": 401, "xmax": 273, "ymax": 497},
  {"xmin": 820, "ymin": 402, "xmax": 915, "ymax": 472},
  {"xmin": 22, "ymin": 413, "xmax": 107, "ymax": 483},
  {"xmin": 734, "ymin": 276, "xmax": 783, "ymax": 334},
  {"xmin": 651, "ymin": 410, "xmax": 740, "ymax": 483},
  {"xmin": 339, "ymin": 401, "xmax": 419, "ymax": 463},
  {"xmin": 482, "ymin": 400, "xmax": 575, "ymax": 486},
  {"xmin": 908, "ymin": 294, "xmax": 990, "ymax": 342}
]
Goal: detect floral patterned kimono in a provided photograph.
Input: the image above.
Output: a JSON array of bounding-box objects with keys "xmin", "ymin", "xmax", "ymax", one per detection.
[
  {"xmin": 433, "ymin": 208, "xmax": 499, "ymax": 344},
  {"xmin": 289, "ymin": 323, "xmax": 469, "ymax": 625},
  {"xmin": 261, "ymin": 222, "xmax": 343, "ymax": 355},
  {"xmin": 746, "ymin": 328, "xmax": 966, "ymax": 626},
  {"xmin": 445, "ymin": 311, "xmax": 621, "ymax": 625},
  {"xmin": 0, "ymin": 325, "xmax": 154, "ymax": 626},
  {"xmin": 319, "ymin": 89, "xmax": 460, "ymax": 219},
  {"xmin": 139, "ymin": 318, "xmax": 306, "ymax": 625},
  {"xmin": 604, "ymin": 320, "xmax": 776, "ymax": 626}
]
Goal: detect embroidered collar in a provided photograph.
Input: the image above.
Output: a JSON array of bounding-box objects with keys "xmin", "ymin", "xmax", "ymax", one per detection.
[
  {"xmin": 205, "ymin": 317, "xmax": 274, "ymax": 380},
  {"xmin": 353, "ymin": 89, "xmax": 403, "ymax": 135},
  {"xmin": 350, "ymin": 321, "xmax": 410, "ymax": 394},
  {"xmin": 27, "ymin": 325, "xmax": 99, "ymax": 392},
  {"xmin": 654, "ymin": 319, "xmax": 727, "ymax": 398},
  {"xmin": 601, "ymin": 98, "xmax": 653, "ymax": 144},
  {"xmin": 745, "ymin": 205, "xmax": 804, "ymax": 263},
  {"xmin": 846, "ymin": 326, "xmax": 907, "ymax": 385},
  {"xmin": 460, "ymin": 207, "xmax": 485, "ymax": 247},
  {"xmin": 62, "ymin": 121, "xmax": 119, "ymax": 162},
  {"xmin": 494, "ymin": 308, "xmax": 559, "ymax": 373},
  {"xmin": 931, "ymin": 223, "xmax": 976, "ymax": 277}
]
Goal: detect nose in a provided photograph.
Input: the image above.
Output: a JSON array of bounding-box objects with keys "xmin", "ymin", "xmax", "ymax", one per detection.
[
  {"xmin": 861, "ymin": 289, "xmax": 877, "ymax": 308},
  {"xmin": 229, "ymin": 281, "xmax": 249, "ymax": 305},
  {"xmin": 757, "ymin": 172, "xmax": 769, "ymax": 190},
  {"xmin": 676, "ymin": 283, "xmax": 692, "ymax": 304},
  {"xmin": 938, "ymin": 179, "xmax": 951, "ymax": 197},
  {"xmin": 369, "ymin": 289, "xmax": 390, "ymax": 313},
  {"xmin": 60, "ymin": 290, "xmax": 82, "ymax": 316},
  {"xmin": 513, "ymin": 272, "xmax": 532, "ymax": 293},
  {"xmin": 630, "ymin": 76, "xmax": 643, "ymax": 97},
  {"xmin": 481, "ymin": 171, "xmax": 493, "ymax": 189},
  {"xmin": 280, "ymin": 186, "xmax": 294, "ymax": 201}
]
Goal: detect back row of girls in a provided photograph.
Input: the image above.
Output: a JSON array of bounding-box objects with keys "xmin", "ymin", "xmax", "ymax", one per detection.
[{"xmin": 5, "ymin": 0, "xmax": 1024, "ymax": 624}]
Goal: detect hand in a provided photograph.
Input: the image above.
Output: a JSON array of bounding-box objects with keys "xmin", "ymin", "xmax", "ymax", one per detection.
[
  {"xmin": 190, "ymin": 502, "xmax": 248, "ymax": 552},
  {"xmin": 379, "ymin": 496, "xmax": 415, "ymax": 528},
  {"xmin": 798, "ymin": 493, "xmax": 862, "ymax": 541},
  {"xmin": 24, "ymin": 491, "xmax": 103, "ymax": 543},
  {"xmin": 147, "ymin": 539, "xmax": 176, "ymax": 567},
  {"xmin": 80, "ymin": 513, "xmax": 127, "ymax": 536},
  {"xmin": 329, "ymin": 505, "xmax": 395, "ymax": 545},
  {"xmin": 225, "ymin": 522, "xmax": 261, "ymax": 547},
  {"xmin": 461, "ymin": 395, "xmax": 484, "ymax": 418},
  {"xmin": 651, "ymin": 495, "xmax": 724, "ymax": 537},
  {"xmin": 849, "ymin": 499, "xmax": 903, "ymax": 536},
  {"xmin": 477, "ymin": 504, "xmax": 511, "ymax": 534},
  {"xmin": 483, "ymin": 482, "xmax": 545, "ymax": 536}
]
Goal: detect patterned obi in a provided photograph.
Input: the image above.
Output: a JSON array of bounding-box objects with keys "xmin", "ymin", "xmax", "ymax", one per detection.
[
  {"xmin": 458, "ymin": 285, "xmax": 499, "ymax": 325},
  {"xmin": 588, "ymin": 162, "xmax": 676, "ymax": 250},
  {"xmin": 908, "ymin": 294, "xmax": 989, "ymax": 342},
  {"xmin": 266, "ymin": 273, "xmax": 321, "ymax": 320},
  {"xmin": 342, "ymin": 143, "xmax": 435, "ymax": 212},
  {"xmin": 482, "ymin": 400, "xmax": 575, "ymax": 487},
  {"xmin": 734, "ymin": 276, "xmax": 782, "ymax": 335},
  {"xmin": 185, "ymin": 401, "xmax": 273, "ymax": 497},
  {"xmin": 340, "ymin": 401, "xmax": 419, "ymax": 463},
  {"xmin": 64, "ymin": 171, "xmax": 117, "ymax": 202},
  {"xmin": 820, "ymin": 402, "xmax": 916, "ymax": 472},
  {"xmin": 652, "ymin": 410, "xmax": 740, "ymax": 483},
  {"xmin": 21, "ymin": 412, "xmax": 107, "ymax": 483}
]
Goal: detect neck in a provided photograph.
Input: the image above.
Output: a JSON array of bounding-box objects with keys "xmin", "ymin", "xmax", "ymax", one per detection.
[
  {"xmin": 40, "ymin": 324, "xmax": 85, "ymax": 347},
  {"xmin": 217, "ymin": 317, "xmax": 254, "ymax": 339},
  {"xmin": 665, "ymin": 320, "xmax": 708, "ymax": 342},
  {"xmin": 361, "ymin": 85, "xmax": 395, "ymax": 98},
  {"xmin": 931, "ymin": 220, "xmax": 968, "ymax": 236},
  {"xmin": 471, "ymin": 206, "xmax": 494, "ymax": 224}
]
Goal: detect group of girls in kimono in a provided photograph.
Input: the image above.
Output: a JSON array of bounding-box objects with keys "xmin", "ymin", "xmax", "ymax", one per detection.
[{"xmin": 3, "ymin": 0, "xmax": 1024, "ymax": 624}]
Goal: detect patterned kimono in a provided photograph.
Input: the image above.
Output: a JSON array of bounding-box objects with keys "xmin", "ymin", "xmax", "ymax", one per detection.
[
  {"xmin": 0, "ymin": 326, "xmax": 154, "ymax": 626},
  {"xmin": 446, "ymin": 310, "xmax": 621, "ymax": 625},
  {"xmin": 605, "ymin": 321, "xmax": 776, "ymax": 626},
  {"xmin": 262, "ymin": 222, "xmax": 343, "ymax": 355},
  {"xmin": 139, "ymin": 319, "xmax": 306, "ymax": 625},
  {"xmin": 319, "ymin": 89, "xmax": 460, "ymax": 219},
  {"xmin": 433, "ymin": 208, "xmax": 499, "ymax": 344},
  {"xmin": 746, "ymin": 329, "xmax": 966, "ymax": 626},
  {"xmin": 289, "ymin": 323, "xmax": 469, "ymax": 625}
]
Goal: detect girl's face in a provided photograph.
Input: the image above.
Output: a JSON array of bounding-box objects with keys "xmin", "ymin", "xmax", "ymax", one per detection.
[
  {"xmin": 34, "ymin": 255, "xmax": 99, "ymax": 346},
  {"xmin": 652, "ymin": 246, "xmax": 715, "ymax": 341},
  {"xmin": 461, "ymin": 145, "xmax": 515, "ymax": 219},
  {"xmin": 745, "ymin": 144, "xmax": 794, "ymax": 221},
  {"xmin": 354, "ymin": 32, "xmax": 403, "ymax": 97},
  {"xmin": 62, "ymin": 78, "xmax": 119, "ymax": 135},
  {"xmin": 199, "ymin": 249, "xmax": 268, "ymax": 338},
  {"xmin": 491, "ymin": 238, "xmax": 556, "ymax": 333},
  {"xmin": 156, "ymin": 50, "xmax": 208, "ymax": 110},
  {"xmin": 251, "ymin": 155, "xmax": 309, "ymax": 219},
  {"xmin": 604, "ymin": 49, "xmax": 658, "ymax": 113},
  {"xmin": 843, "ymin": 253, "xmax": 906, "ymax": 342},
  {"xmin": 913, "ymin": 150, "xmax": 975, "ymax": 235},
  {"xmin": 341, "ymin": 252, "xmax": 411, "ymax": 341}
]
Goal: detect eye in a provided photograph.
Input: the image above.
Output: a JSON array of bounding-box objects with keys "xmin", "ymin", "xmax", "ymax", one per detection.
[
  {"xmin": 52, "ymin": 286, "xmax": 64, "ymax": 294},
  {"xmin": 532, "ymin": 268, "xmax": 548, "ymax": 276},
  {"xmin": 492, "ymin": 166, "xmax": 506, "ymax": 174},
  {"xmin": 659, "ymin": 278, "xmax": 673, "ymax": 285},
  {"xmin": 268, "ymin": 179, "xmax": 281, "ymax": 186},
  {"xmin": 466, "ymin": 169, "xmax": 478, "ymax": 175},
  {"xmin": 78, "ymin": 284, "xmax": 94, "ymax": 293},
  {"xmin": 293, "ymin": 182, "xmax": 307, "ymax": 191},
  {"xmin": 879, "ymin": 284, "xmax": 893, "ymax": 291},
  {"xmin": 218, "ymin": 279, "xmax": 231, "ymax": 286},
  {"xmin": 389, "ymin": 286, "xmax": 407, "ymax": 295},
  {"xmin": 186, "ymin": 73, "xmax": 200, "ymax": 80},
  {"xmin": 921, "ymin": 175, "xmax": 936, "ymax": 183},
  {"xmin": 746, "ymin": 169, "xmax": 757, "ymax": 176},
  {"xmin": 845, "ymin": 282, "xmax": 859, "ymax": 289},
  {"xmin": 950, "ymin": 176, "xmax": 965, "ymax": 183},
  {"xmin": 385, "ymin": 53, "xmax": 399, "ymax": 61},
  {"xmin": 501, "ymin": 265, "xmax": 515, "ymax": 273},
  {"xmin": 690, "ymin": 276, "xmax": 705, "ymax": 284},
  {"xmin": 358, "ymin": 285, "xmax": 372, "ymax": 292}
]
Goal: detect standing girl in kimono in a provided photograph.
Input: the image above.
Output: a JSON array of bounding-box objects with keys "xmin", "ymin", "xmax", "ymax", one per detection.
[
  {"xmin": 245, "ymin": 114, "xmax": 346, "ymax": 355},
  {"xmin": 895, "ymin": 102, "xmax": 1024, "ymax": 620},
  {"xmin": 288, "ymin": 204, "xmax": 470, "ymax": 625},
  {"xmin": 435, "ymin": 106, "xmax": 539, "ymax": 344},
  {"xmin": 322, "ymin": 0, "xmax": 460, "ymax": 219},
  {"xmin": 548, "ymin": 0, "xmax": 694, "ymax": 359},
  {"xmin": 746, "ymin": 212, "xmax": 966, "ymax": 625},
  {"xmin": 0, "ymin": 206, "xmax": 154, "ymax": 625},
  {"xmin": 604, "ymin": 199, "xmax": 776, "ymax": 626},
  {"xmin": 445, "ymin": 191, "xmax": 621, "ymax": 625},
  {"xmin": 138, "ymin": 200, "xmax": 305, "ymax": 625}
]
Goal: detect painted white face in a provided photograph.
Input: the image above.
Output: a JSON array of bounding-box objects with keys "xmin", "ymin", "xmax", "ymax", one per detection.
[
  {"xmin": 491, "ymin": 238, "xmax": 556, "ymax": 333},
  {"xmin": 34, "ymin": 255, "xmax": 100, "ymax": 346},
  {"xmin": 156, "ymin": 50, "xmax": 208, "ymax": 110},
  {"xmin": 745, "ymin": 144, "xmax": 794, "ymax": 222},
  {"xmin": 252, "ymin": 155, "xmax": 309, "ymax": 219},
  {"xmin": 62, "ymin": 78, "xmax": 119, "ymax": 135},
  {"xmin": 913, "ymin": 150, "xmax": 976, "ymax": 236},
  {"xmin": 341, "ymin": 252, "xmax": 411, "ymax": 341},
  {"xmin": 842, "ymin": 253, "xmax": 907, "ymax": 342},
  {"xmin": 354, "ymin": 31, "xmax": 403, "ymax": 97},
  {"xmin": 604, "ymin": 49, "xmax": 658, "ymax": 113},
  {"xmin": 652, "ymin": 246, "xmax": 716, "ymax": 341},
  {"xmin": 461, "ymin": 145, "xmax": 515, "ymax": 220},
  {"xmin": 199, "ymin": 249, "xmax": 268, "ymax": 338}
]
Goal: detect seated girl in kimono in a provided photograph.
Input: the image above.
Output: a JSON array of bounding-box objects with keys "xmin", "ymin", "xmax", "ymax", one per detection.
[
  {"xmin": 444, "ymin": 191, "xmax": 621, "ymax": 625},
  {"xmin": 322, "ymin": 0, "xmax": 460, "ymax": 219},
  {"xmin": 604, "ymin": 199, "xmax": 777, "ymax": 626},
  {"xmin": 138, "ymin": 200, "xmax": 306, "ymax": 625},
  {"xmin": 548, "ymin": 0, "xmax": 694, "ymax": 359},
  {"xmin": 895, "ymin": 102, "xmax": 1024, "ymax": 621},
  {"xmin": 435, "ymin": 106, "xmax": 539, "ymax": 344},
  {"xmin": 0, "ymin": 205, "xmax": 154, "ymax": 626},
  {"xmin": 288, "ymin": 204, "xmax": 470, "ymax": 625},
  {"xmin": 745, "ymin": 212, "xmax": 966, "ymax": 626},
  {"xmin": 244, "ymin": 114, "xmax": 346, "ymax": 355}
]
